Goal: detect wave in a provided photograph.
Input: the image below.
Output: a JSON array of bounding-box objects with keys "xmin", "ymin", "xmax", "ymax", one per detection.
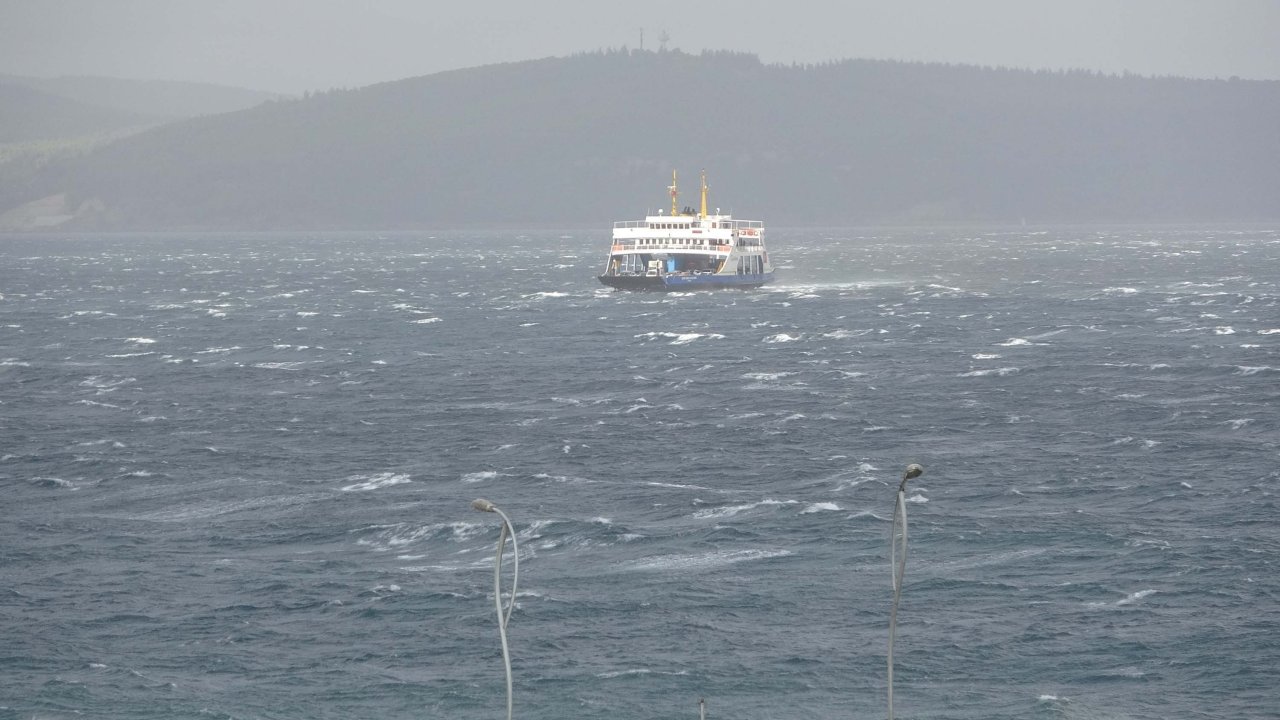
[
  {"xmin": 252, "ymin": 361, "xmax": 311, "ymax": 370},
  {"xmin": 461, "ymin": 470, "xmax": 505, "ymax": 483},
  {"xmin": 959, "ymin": 367, "xmax": 1020, "ymax": 377},
  {"xmin": 692, "ymin": 498, "xmax": 800, "ymax": 519},
  {"xmin": 742, "ymin": 371, "xmax": 799, "ymax": 381},
  {"xmin": 340, "ymin": 472, "xmax": 411, "ymax": 492},
  {"xmin": 594, "ymin": 668, "xmax": 688, "ymax": 679},
  {"xmin": 634, "ymin": 331, "xmax": 724, "ymax": 345},
  {"xmin": 1234, "ymin": 365, "xmax": 1277, "ymax": 375},
  {"xmin": 1087, "ymin": 588, "xmax": 1157, "ymax": 608},
  {"xmin": 626, "ymin": 548, "xmax": 792, "ymax": 572}
]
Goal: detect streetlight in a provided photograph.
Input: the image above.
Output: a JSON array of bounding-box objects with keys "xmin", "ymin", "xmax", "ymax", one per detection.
[
  {"xmin": 888, "ymin": 464, "xmax": 923, "ymax": 720},
  {"xmin": 472, "ymin": 498, "xmax": 519, "ymax": 720}
]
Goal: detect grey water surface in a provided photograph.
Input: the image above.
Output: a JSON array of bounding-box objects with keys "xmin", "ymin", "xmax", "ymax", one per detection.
[{"xmin": 3, "ymin": 228, "xmax": 1278, "ymax": 719}]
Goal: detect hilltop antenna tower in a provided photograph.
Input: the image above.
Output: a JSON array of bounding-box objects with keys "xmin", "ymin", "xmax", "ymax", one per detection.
[{"xmin": 659, "ymin": 30, "xmax": 669, "ymax": 52}]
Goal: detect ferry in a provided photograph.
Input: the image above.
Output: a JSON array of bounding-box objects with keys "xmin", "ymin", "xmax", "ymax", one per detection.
[{"xmin": 598, "ymin": 171, "xmax": 774, "ymax": 290}]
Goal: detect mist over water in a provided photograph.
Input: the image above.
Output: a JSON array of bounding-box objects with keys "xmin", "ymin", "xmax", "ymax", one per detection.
[{"xmin": 3, "ymin": 227, "xmax": 1278, "ymax": 719}]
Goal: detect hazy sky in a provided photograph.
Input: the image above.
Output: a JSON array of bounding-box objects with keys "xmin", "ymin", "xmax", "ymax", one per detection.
[{"xmin": 3, "ymin": 0, "xmax": 1279, "ymax": 93}]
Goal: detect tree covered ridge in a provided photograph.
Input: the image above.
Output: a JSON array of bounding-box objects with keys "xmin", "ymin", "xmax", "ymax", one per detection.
[{"xmin": 4, "ymin": 50, "xmax": 1278, "ymax": 230}]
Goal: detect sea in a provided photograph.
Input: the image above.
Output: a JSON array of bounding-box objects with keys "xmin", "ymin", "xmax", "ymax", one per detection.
[{"xmin": 2, "ymin": 227, "xmax": 1278, "ymax": 720}]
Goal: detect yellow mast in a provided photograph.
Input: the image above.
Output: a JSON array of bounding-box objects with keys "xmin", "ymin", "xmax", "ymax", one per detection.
[
  {"xmin": 668, "ymin": 170, "xmax": 679, "ymax": 216},
  {"xmin": 700, "ymin": 170, "xmax": 708, "ymax": 218}
]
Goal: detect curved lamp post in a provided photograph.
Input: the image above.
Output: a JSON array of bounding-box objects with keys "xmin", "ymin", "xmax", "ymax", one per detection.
[
  {"xmin": 888, "ymin": 464, "xmax": 924, "ymax": 720},
  {"xmin": 472, "ymin": 498, "xmax": 519, "ymax": 720}
]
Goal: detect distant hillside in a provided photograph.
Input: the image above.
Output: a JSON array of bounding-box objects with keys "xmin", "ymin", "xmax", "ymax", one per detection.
[
  {"xmin": 0, "ymin": 83, "xmax": 153, "ymax": 144},
  {"xmin": 4, "ymin": 50, "xmax": 1279, "ymax": 230},
  {"xmin": 0, "ymin": 74, "xmax": 285, "ymax": 120},
  {"xmin": 0, "ymin": 75, "xmax": 289, "ymax": 227}
]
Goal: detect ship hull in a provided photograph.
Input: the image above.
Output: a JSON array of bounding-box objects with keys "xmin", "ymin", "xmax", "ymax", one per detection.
[{"xmin": 598, "ymin": 272, "xmax": 773, "ymax": 291}]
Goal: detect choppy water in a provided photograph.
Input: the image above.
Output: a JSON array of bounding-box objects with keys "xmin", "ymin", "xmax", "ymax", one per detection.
[{"xmin": 3, "ymin": 227, "xmax": 1278, "ymax": 720}]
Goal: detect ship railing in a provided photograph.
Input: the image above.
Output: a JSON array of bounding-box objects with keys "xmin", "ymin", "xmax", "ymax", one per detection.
[
  {"xmin": 611, "ymin": 240, "xmax": 733, "ymax": 252},
  {"xmin": 614, "ymin": 219, "xmax": 763, "ymax": 230}
]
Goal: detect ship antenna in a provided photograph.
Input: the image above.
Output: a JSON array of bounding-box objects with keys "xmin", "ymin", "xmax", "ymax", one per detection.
[
  {"xmin": 700, "ymin": 170, "xmax": 709, "ymax": 219},
  {"xmin": 472, "ymin": 498, "xmax": 520, "ymax": 720},
  {"xmin": 669, "ymin": 169, "xmax": 679, "ymax": 216}
]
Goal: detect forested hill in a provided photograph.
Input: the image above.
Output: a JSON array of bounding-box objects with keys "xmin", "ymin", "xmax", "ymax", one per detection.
[
  {"xmin": 5, "ymin": 50, "xmax": 1279, "ymax": 230},
  {"xmin": 0, "ymin": 74, "xmax": 284, "ymax": 120}
]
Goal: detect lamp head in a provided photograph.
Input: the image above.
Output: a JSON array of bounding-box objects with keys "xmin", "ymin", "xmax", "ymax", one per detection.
[{"xmin": 471, "ymin": 498, "xmax": 496, "ymax": 513}]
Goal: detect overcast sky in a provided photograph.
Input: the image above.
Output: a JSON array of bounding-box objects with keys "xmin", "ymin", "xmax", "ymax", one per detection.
[{"xmin": 3, "ymin": 0, "xmax": 1278, "ymax": 93}]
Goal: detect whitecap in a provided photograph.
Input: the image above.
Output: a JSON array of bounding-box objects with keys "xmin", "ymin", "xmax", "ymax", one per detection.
[
  {"xmin": 627, "ymin": 548, "xmax": 792, "ymax": 572},
  {"xmin": 671, "ymin": 332, "xmax": 714, "ymax": 345},
  {"xmin": 1087, "ymin": 589, "xmax": 1156, "ymax": 608},
  {"xmin": 32, "ymin": 476, "xmax": 77, "ymax": 489},
  {"xmin": 410, "ymin": 317, "xmax": 442, "ymax": 324},
  {"xmin": 340, "ymin": 472, "xmax": 411, "ymax": 492},
  {"xmin": 1235, "ymin": 366, "xmax": 1276, "ymax": 375},
  {"xmin": 996, "ymin": 338, "xmax": 1032, "ymax": 346},
  {"xmin": 958, "ymin": 367, "xmax": 1020, "ymax": 377},
  {"xmin": 596, "ymin": 668, "xmax": 652, "ymax": 678},
  {"xmin": 800, "ymin": 502, "xmax": 841, "ymax": 514},
  {"xmin": 692, "ymin": 499, "xmax": 799, "ymax": 519},
  {"xmin": 461, "ymin": 470, "xmax": 502, "ymax": 483},
  {"xmin": 1116, "ymin": 589, "xmax": 1156, "ymax": 605},
  {"xmin": 75, "ymin": 399, "xmax": 122, "ymax": 409},
  {"xmin": 634, "ymin": 331, "xmax": 723, "ymax": 345},
  {"xmin": 822, "ymin": 329, "xmax": 874, "ymax": 339},
  {"xmin": 643, "ymin": 481, "xmax": 715, "ymax": 491},
  {"xmin": 742, "ymin": 371, "xmax": 797, "ymax": 381},
  {"xmin": 1213, "ymin": 326, "xmax": 1235, "ymax": 335},
  {"xmin": 125, "ymin": 337, "xmax": 157, "ymax": 344},
  {"xmin": 971, "ymin": 353, "xmax": 1001, "ymax": 359},
  {"xmin": 763, "ymin": 333, "xmax": 800, "ymax": 343}
]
